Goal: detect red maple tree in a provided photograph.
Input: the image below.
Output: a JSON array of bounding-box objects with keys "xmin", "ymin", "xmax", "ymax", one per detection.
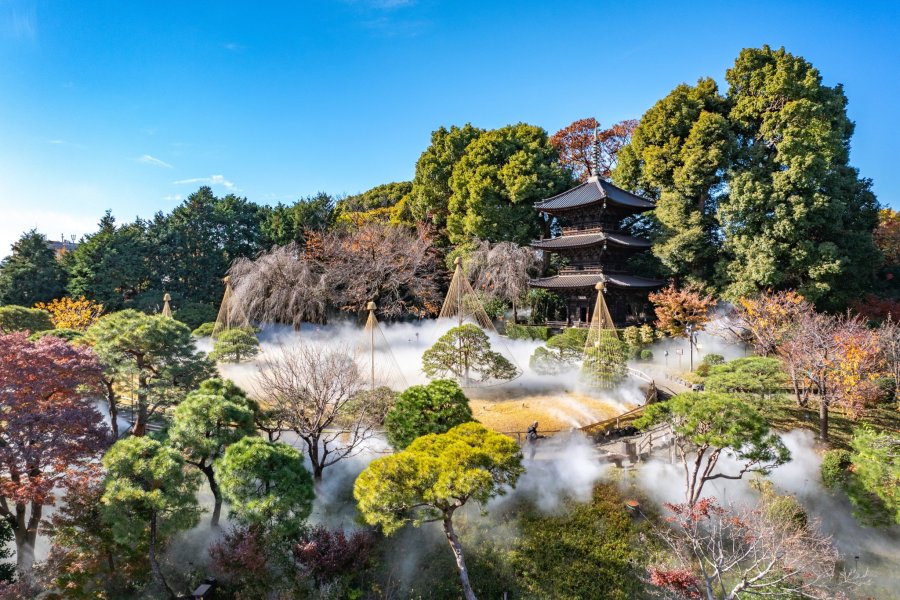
[
  {"xmin": 550, "ymin": 117, "xmax": 638, "ymax": 181},
  {"xmin": 0, "ymin": 333, "xmax": 109, "ymax": 572}
]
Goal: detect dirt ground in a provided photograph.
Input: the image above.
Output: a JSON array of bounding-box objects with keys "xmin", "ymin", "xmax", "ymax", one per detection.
[{"xmin": 467, "ymin": 388, "xmax": 636, "ymax": 435}]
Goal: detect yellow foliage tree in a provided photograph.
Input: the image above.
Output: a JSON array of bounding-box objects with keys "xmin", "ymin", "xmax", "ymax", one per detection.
[{"xmin": 35, "ymin": 297, "xmax": 104, "ymax": 331}]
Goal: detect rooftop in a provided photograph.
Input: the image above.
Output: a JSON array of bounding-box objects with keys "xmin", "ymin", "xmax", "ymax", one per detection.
[
  {"xmin": 531, "ymin": 231, "xmax": 651, "ymax": 250},
  {"xmin": 529, "ymin": 273, "xmax": 665, "ymax": 290},
  {"xmin": 534, "ymin": 178, "xmax": 655, "ymax": 213}
]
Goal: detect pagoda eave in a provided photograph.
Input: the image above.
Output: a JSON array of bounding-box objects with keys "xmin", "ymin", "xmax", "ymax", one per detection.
[
  {"xmin": 529, "ymin": 273, "xmax": 666, "ymax": 290},
  {"xmin": 531, "ymin": 231, "xmax": 651, "ymax": 251}
]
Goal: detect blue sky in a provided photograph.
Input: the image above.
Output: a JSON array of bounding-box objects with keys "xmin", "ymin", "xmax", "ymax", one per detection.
[{"xmin": 1, "ymin": 0, "xmax": 897, "ymax": 256}]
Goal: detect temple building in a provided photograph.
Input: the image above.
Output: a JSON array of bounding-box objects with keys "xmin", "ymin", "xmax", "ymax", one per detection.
[{"xmin": 529, "ymin": 174, "xmax": 664, "ymax": 326}]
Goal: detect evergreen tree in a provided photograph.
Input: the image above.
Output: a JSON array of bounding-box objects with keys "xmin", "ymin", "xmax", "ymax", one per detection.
[{"xmin": 0, "ymin": 230, "xmax": 66, "ymax": 305}]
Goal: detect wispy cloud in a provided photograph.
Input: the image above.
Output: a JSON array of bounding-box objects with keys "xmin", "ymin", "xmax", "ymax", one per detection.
[
  {"xmin": 48, "ymin": 139, "xmax": 87, "ymax": 149},
  {"xmin": 138, "ymin": 154, "xmax": 173, "ymax": 168},
  {"xmin": 223, "ymin": 42, "xmax": 244, "ymax": 51},
  {"xmin": 3, "ymin": 5, "xmax": 37, "ymax": 42},
  {"xmin": 163, "ymin": 194, "xmax": 183, "ymax": 203},
  {"xmin": 173, "ymin": 174, "xmax": 236, "ymax": 191}
]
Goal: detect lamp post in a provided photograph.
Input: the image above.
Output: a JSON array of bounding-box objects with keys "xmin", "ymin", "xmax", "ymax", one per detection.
[{"xmin": 685, "ymin": 323, "xmax": 696, "ymax": 371}]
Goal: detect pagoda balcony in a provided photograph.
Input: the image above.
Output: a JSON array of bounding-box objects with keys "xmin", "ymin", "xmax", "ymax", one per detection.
[
  {"xmin": 559, "ymin": 224, "xmax": 615, "ymax": 235},
  {"xmin": 559, "ymin": 262, "xmax": 628, "ymax": 275}
]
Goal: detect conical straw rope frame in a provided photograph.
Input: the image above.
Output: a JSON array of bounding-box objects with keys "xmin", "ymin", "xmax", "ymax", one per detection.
[
  {"xmin": 213, "ymin": 276, "xmax": 250, "ymax": 336},
  {"xmin": 582, "ymin": 280, "xmax": 627, "ymax": 388},
  {"xmin": 354, "ymin": 301, "xmax": 408, "ymax": 392}
]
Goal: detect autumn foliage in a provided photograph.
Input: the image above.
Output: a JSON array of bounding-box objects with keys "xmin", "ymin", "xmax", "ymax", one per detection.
[
  {"xmin": 34, "ymin": 296, "xmax": 104, "ymax": 331},
  {"xmin": 736, "ymin": 290, "xmax": 810, "ymax": 355},
  {"xmin": 648, "ymin": 283, "xmax": 716, "ymax": 337},
  {"xmin": 550, "ymin": 117, "xmax": 638, "ymax": 181}
]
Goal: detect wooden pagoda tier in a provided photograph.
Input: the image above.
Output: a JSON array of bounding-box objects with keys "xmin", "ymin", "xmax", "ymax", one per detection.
[{"xmin": 529, "ymin": 176, "xmax": 665, "ymax": 326}]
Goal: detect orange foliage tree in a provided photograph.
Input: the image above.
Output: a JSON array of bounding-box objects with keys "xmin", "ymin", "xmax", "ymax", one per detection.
[
  {"xmin": 34, "ymin": 296, "xmax": 104, "ymax": 331},
  {"xmin": 550, "ymin": 117, "xmax": 638, "ymax": 182},
  {"xmin": 648, "ymin": 283, "xmax": 716, "ymax": 338},
  {"xmin": 735, "ymin": 290, "xmax": 811, "ymax": 356},
  {"xmin": 875, "ymin": 207, "xmax": 900, "ymax": 266}
]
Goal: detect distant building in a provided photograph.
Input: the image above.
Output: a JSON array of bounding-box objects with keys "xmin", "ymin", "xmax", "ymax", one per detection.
[
  {"xmin": 47, "ymin": 235, "xmax": 78, "ymax": 257},
  {"xmin": 529, "ymin": 175, "xmax": 663, "ymax": 327}
]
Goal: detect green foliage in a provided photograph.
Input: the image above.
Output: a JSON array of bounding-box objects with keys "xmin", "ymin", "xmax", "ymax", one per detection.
[
  {"xmin": 218, "ymin": 437, "xmax": 315, "ymax": 536},
  {"xmin": 65, "ymin": 212, "xmax": 151, "ymax": 310},
  {"xmin": 478, "ymin": 292, "xmax": 508, "ymax": 320},
  {"xmin": 337, "ymin": 181, "xmax": 412, "ymax": 216},
  {"xmin": 703, "ymin": 356, "xmax": 786, "ymax": 396},
  {"xmin": 0, "ymin": 519, "xmax": 12, "ymax": 584},
  {"xmin": 191, "ymin": 321, "xmax": 216, "ymax": 337},
  {"xmin": 261, "ymin": 192, "xmax": 335, "ymax": 247},
  {"xmin": 702, "ymin": 353, "xmax": 725, "ymax": 366},
  {"xmin": 581, "ymin": 330, "xmax": 628, "ymax": 387},
  {"xmin": 422, "ymin": 324, "xmax": 518, "ymax": 383},
  {"xmin": 100, "ymin": 436, "xmax": 201, "ymax": 548},
  {"xmin": 384, "ymin": 379, "xmax": 474, "ymax": 449},
  {"xmin": 874, "ymin": 377, "xmax": 896, "ymax": 404},
  {"xmin": 523, "ymin": 288, "xmax": 564, "ymax": 324},
  {"xmin": 446, "ymin": 123, "xmax": 572, "ymax": 245},
  {"xmin": 510, "ymin": 483, "xmax": 649, "ymax": 600},
  {"xmin": 639, "ymin": 349, "xmax": 654, "ymax": 361},
  {"xmin": 0, "ymin": 230, "xmax": 66, "ymax": 306},
  {"xmin": 0, "ymin": 305, "xmax": 52, "ymax": 333},
  {"xmin": 354, "ymin": 422, "xmax": 523, "ymax": 535},
  {"xmin": 28, "ymin": 327, "xmax": 83, "ymax": 342},
  {"xmin": 849, "ymin": 427, "xmax": 900, "ymax": 524},
  {"xmin": 209, "ymin": 328, "xmax": 261, "ymax": 363},
  {"xmin": 529, "ymin": 328, "xmax": 586, "ymax": 375},
  {"xmin": 410, "ymin": 124, "xmax": 484, "ymax": 228},
  {"xmin": 172, "ymin": 302, "xmax": 217, "ymax": 330},
  {"xmin": 820, "ymin": 449, "xmax": 852, "ymax": 489},
  {"xmin": 505, "ymin": 323, "xmax": 550, "ymax": 341}
]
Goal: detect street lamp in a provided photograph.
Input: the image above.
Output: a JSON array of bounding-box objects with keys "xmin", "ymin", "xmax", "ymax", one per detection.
[{"xmin": 685, "ymin": 323, "xmax": 696, "ymax": 371}]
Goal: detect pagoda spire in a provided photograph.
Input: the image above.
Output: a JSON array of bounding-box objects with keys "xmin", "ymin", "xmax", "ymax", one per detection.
[{"xmin": 588, "ymin": 126, "xmax": 601, "ymax": 182}]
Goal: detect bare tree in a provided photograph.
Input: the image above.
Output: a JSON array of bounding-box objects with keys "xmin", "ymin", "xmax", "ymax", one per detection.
[
  {"xmin": 229, "ymin": 243, "xmax": 330, "ymax": 327},
  {"xmin": 255, "ymin": 344, "xmax": 378, "ymax": 482},
  {"xmin": 648, "ymin": 497, "xmax": 858, "ymax": 600},
  {"xmin": 467, "ymin": 239, "xmax": 539, "ymax": 323},
  {"xmin": 734, "ymin": 290, "xmax": 811, "ymax": 356},
  {"xmin": 324, "ymin": 222, "xmax": 443, "ymax": 319},
  {"xmin": 877, "ymin": 315, "xmax": 900, "ymax": 399}
]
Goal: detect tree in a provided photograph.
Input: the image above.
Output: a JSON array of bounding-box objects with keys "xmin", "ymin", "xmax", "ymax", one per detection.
[
  {"xmin": 876, "ymin": 316, "xmax": 900, "ymax": 398},
  {"xmin": 168, "ymin": 378, "xmax": 257, "ymax": 527},
  {"xmin": 34, "ymin": 296, "xmax": 104, "ymax": 331},
  {"xmin": 734, "ymin": 289, "xmax": 811, "ymax": 355},
  {"xmin": 874, "ymin": 207, "xmax": 900, "ymax": 267},
  {"xmin": 422, "ymin": 324, "xmax": 519, "ymax": 383},
  {"xmin": 410, "ymin": 124, "xmax": 484, "ymax": 228},
  {"xmin": 0, "ymin": 305, "xmax": 52, "ymax": 333},
  {"xmin": 261, "ymin": 192, "xmax": 335, "ymax": 247},
  {"xmin": 849, "ymin": 428, "xmax": 900, "ymax": 525},
  {"xmin": 0, "ymin": 230, "xmax": 66, "ymax": 305},
  {"xmin": 719, "ymin": 46, "xmax": 880, "ymax": 308},
  {"xmin": 649, "ymin": 497, "xmax": 850, "ymax": 600},
  {"xmin": 613, "ymin": 79, "xmax": 733, "ymax": 286},
  {"xmin": 209, "ymin": 328, "xmax": 260, "ymax": 363},
  {"xmin": 65, "ymin": 212, "xmax": 151, "ymax": 310},
  {"xmin": 529, "ymin": 327, "xmax": 586, "ymax": 374},
  {"xmin": 550, "ymin": 117, "xmax": 638, "ymax": 182},
  {"xmin": 101, "ymin": 436, "xmax": 201, "ymax": 598},
  {"xmin": 385, "ymin": 379, "xmax": 474, "ymax": 449},
  {"xmin": 292, "ymin": 525, "xmax": 374, "ymax": 590},
  {"xmin": 635, "ymin": 392, "xmax": 790, "ymax": 505},
  {"xmin": 447, "ymin": 123, "xmax": 572, "ymax": 245},
  {"xmin": 218, "ymin": 437, "xmax": 314, "ymax": 537},
  {"xmin": 86, "ymin": 309, "xmax": 213, "ymax": 436},
  {"xmin": 256, "ymin": 344, "xmax": 378, "ymax": 482},
  {"xmin": 466, "ymin": 239, "xmax": 540, "ymax": 322},
  {"xmin": 0, "ymin": 521, "xmax": 12, "ymax": 584},
  {"xmin": 0, "ymin": 333, "xmax": 108, "ymax": 572},
  {"xmin": 648, "ymin": 283, "xmax": 716, "ymax": 337},
  {"xmin": 354, "ymin": 422, "xmax": 524, "ymax": 600},
  {"xmin": 703, "ymin": 356, "xmax": 787, "ymax": 398},
  {"xmin": 323, "ymin": 222, "xmax": 443, "ymax": 317}
]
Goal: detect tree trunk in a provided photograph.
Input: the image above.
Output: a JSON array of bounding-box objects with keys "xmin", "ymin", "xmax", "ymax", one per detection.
[
  {"xmin": 104, "ymin": 378, "xmax": 119, "ymax": 438},
  {"xmin": 442, "ymin": 514, "xmax": 477, "ymax": 600},
  {"xmin": 512, "ymin": 299, "xmax": 518, "ymax": 325},
  {"xmin": 149, "ymin": 512, "xmax": 176, "ymax": 599},
  {"xmin": 132, "ymin": 362, "xmax": 148, "ymax": 437},
  {"xmin": 13, "ymin": 501, "xmax": 41, "ymax": 572},
  {"xmin": 818, "ymin": 397, "xmax": 829, "ymax": 442},
  {"xmin": 202, "ymin": 465, "xmax": 223, "ymax": 527}
]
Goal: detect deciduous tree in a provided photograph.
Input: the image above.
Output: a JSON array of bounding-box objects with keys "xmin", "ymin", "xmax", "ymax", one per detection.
[
  {"xmin": 0, "ymin": 333, "xmax": 108, "ymax": 572},
  {"xmin": 550, "ymin": 117, "xmax": 637, "ymax": 182},
  {"xmin": 168, "ymin": 378, "xmax": 257, "ymax": 527},
  {"xmin": 34, "ymin": 296, "xmax": 104, "ymax": 331},
  {"xmin": 649, "ymin": 283, "xmax": 716, "ymax": 338},
  {"xmin": 466, "ymin": 239, "xmax": 539, "ymax": 323},
  {"xmin": 635, "ymin": 392, "xmax": 790, "ymax": 505},
  {"xmin": 734, "ymin": 290, "xmax": 810, "ymax": 355},
  {"xmin": 385, "ymin": 379, "xmax": 474, "ymax": 449},
  {"xmin": 354, "ymin": 422, "xmax": 523, "ymax": 600}
]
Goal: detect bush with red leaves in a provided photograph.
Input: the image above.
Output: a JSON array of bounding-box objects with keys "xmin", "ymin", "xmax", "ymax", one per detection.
[
  {"xmin": 292, "ymin": 525, "xmax": 374, "ymax": 585},
  {"xmin": 209, "ymin": 525, "xmax": 272, "ymax": 595}
]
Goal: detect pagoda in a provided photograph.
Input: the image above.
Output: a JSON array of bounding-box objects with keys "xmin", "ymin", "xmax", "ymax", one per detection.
[{"xmin": 529, "ymin": 139, "xmax": 664, "ymax": 326}]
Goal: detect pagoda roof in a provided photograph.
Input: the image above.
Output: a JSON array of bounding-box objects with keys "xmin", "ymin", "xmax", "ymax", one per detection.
[
  {"xmin": 534, "ymin": 178, "xmax": 655, "ymax": 213},
  {"xmin": 529, "ymin": 273, "xmax": 665, "ymax": 290},
  {"xmin": 531, "ymin": 231, "xmax": 651, "ymax": 251}
]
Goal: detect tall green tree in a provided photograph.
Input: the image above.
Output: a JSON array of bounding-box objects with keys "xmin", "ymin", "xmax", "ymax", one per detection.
[
  {"xmin": 101, "ymin": 437, "xmax": 201, "ymax": 598},
  {"xmin": 86, "ymin": 310, "xmax": 213, "ymax": 436},
  {"xmin": 613, "ymin": 79, "xmax": 733, "ymax": 285},
  {"xmin": 354, "ymin": 422, "xmax": 524, "ymax": 600},
  {"xmin": 719, "ymin": 45, "xmax": 880, "ymax": 307},
  {"xmin": 167, "ymin": 378, "xmax": 257, "ymax": 527},
  {"xmin": 410, "ymin": 124, "xmax": 484, "ymax": 229},
  {"xmin": 0, "ymin": 230, "xmax": 66, "ymax": 305},
  {"xmin": 384, "ymin": 379, "xmax": 474, "ymax": 449},
  {"xmin": 65, "ymin": 212, "xmax": 151, "ymax": 310},
  {"xmin": 422, "ymin": 324, "xmax": 519, "ymax": 383},
  {"xmin": 261, "ymin": 192, "xmax": 335, "ymax": 247},
  {"xmin": 447, "ymin": 124, "xmax": 571, "ymax": 245}
]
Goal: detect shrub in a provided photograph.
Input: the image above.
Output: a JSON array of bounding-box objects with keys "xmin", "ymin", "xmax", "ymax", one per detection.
[
  {"xmin": 0, "ymin": 305, "xmax": 52, "ymax": 333},
  {"xmin": 384, "ymin": 379, "xmax": 473, "ymax": 449},
  {"xmin": 191, "ymin": 322, "xmax": 216, "ymax": 338},
  {"xmin": 702, "ymin": 353, "xmax": 726, "ymax": 366},
  {"xmin": 292, "ymin": 525, "xmax": 374, "ymax": 586},
  {"xmin": 874, "ymin": 377, "xmax": 896, "ymax": 404},
  {"xmin": 529, "ymin": 328, "xmax": 586, "ymax": 375},
  {"xmin": 821, "ymin": 449, "xmax": 852, "ymax": 489},
  {"xmin": 505, "ymin": 324, "xmax": 550, "ymax": 341},
  {"xmin": 29, "ymin": 328, "xmax": 83, "ymax": 343},
  {"xmin": 209, "ymin": 328, "xmax": 260, "ymax": 363},
  {"xmin": 173, "ymin": 302, "xmax": 218, "ymax": 330},
  {"xmin": 704, "ymin": 356, "xmax": 786, "ymax": 396},
  {"xmin": 639, "ymin": 349, "xmax": 653, "ymax": 361}
]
